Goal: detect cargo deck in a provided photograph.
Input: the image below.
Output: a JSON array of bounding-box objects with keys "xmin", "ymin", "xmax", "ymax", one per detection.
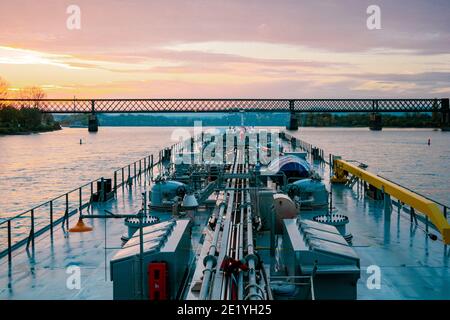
[{"xmin": 1, "ymin": 129, "xmax": 449, "ymax": 300}]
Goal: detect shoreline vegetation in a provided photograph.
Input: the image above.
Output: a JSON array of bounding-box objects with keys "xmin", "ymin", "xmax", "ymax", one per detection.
[
  {"xmin": 0, "ymin": 105, "xmax": 62, "ymax": 135},
  {"xmin": 0, "ymin": 77, "xmax": 61, "ymax": 135}
]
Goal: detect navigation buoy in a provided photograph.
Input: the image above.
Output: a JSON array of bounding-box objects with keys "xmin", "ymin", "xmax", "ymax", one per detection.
[{"xmin": 69, "ymin": 218, "xmax": 93, "ymax": 232}]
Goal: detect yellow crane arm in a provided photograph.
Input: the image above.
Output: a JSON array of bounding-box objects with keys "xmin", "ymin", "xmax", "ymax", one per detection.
[{"xmin": 333, "ymin": 159, "xmax": 450, "ymax": 244}]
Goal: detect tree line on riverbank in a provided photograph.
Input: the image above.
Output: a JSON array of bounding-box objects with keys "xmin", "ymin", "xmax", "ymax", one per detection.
[
  {"xmin": 0, "ymin": 77, "xmax": 61, "ymax": 134},
  {"xmin": 301, "ymin": 112, "xmax": 439, "ymax": 128},
  {"xmin": 55, "ymin": 111, "xmax": 440, "ymax": 128}
]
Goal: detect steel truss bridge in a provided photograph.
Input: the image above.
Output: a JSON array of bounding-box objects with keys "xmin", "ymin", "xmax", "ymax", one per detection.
[{"xmin": 1, "ymin": 98, "xmax": 448, "ymax": 113}]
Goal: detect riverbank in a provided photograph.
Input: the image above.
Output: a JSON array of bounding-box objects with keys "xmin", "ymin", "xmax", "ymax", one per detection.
[
  {"xmin": 0, "ymin": 105, "xmax": 62, "ymax": 135},
  {"xmin": 0, "ymin": 123, "xmax": 62, "ymax": 135}
]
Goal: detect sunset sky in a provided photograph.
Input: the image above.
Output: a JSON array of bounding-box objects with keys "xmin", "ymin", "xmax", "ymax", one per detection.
[{"xmin": 0, "ymin": 0, "xmax": 449, "ymax": 98}]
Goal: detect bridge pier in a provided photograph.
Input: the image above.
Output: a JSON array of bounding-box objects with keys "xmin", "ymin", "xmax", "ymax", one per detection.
[
  {"xmin": 88, "ymin": 113, "xmax": 99, "ymax": 132},
  {"xmin": 441, "ymin": 98, "xmax": 450, "ymax": 131},
  {"xmin": 369, "ymin": 112, "xmax": 382, "ymax": 131},
  {"xmin": 88, "ymin": 100, "xmax": 98, "ymax": 132},
  {"xmin": 286, "ymin": 112, "xmax": 299, "ymax": 130},
  {"xmin": 286, "ymin": 100, "xmax": 299, "ymax": 130}
]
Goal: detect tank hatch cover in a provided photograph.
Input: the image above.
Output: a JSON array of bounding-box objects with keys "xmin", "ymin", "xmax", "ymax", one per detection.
[
  {"xmin": 308, "ymin": 238, "xmax": 359, "ymax": 261},
  {"xmin": 128, "ymin": 220, "xmax": 175, "ymax": 239},
  {"xmin": 303, "ymin": 227, "xmax": 348, "ymax": 246},
  {"xmin": 299, "ymin": 219, "xmax": 340, "ymax": 235}
]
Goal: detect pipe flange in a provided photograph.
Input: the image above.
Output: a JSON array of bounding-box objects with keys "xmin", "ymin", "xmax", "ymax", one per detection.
[
  {"xmin": 203, "ymin": 253, "xmax": 217, "ymax": 268},
  {"xmin": 244, "ymin": 293, "xmax": 264, "ymax": 300},
  {"xmin": 244, "ymin": 283, "xmax": 265, "ymax": 300},
  {"xmin": 202, "ymin": 266, "xmax": 214, "ymax": 275},
  {"xmin": 245, "ymin": 253, "xmax": 259, "ymax": 265}
]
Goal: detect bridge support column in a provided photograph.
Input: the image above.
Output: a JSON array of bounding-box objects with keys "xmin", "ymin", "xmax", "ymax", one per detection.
[
  {"xmin": 88, "ymin": 114, "xmax": 98, "ymax": 132},
  {"xmin": 88, "ymin": 100, "xmax": 98, "ymax": 132},
  {"xmin": 286, "ymin": 100, "xmax": 299, "ymax": 130},
  {"xmin": 287, "ymin": 112, "xmax": 299, "ymax": 130},
  {"xmin": 369, "ymin": 112, "xmax": 382, "ymax": 131},
  {"xmin": 441, "ymin": 98, "xmax": 450, "ymax": 131}
]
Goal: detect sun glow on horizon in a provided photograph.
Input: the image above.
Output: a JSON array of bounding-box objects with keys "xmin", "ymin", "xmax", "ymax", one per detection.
[
  {"xmin": 0, "ymin": 46, "xmax": 79, "ymax": 69},
  {"xmin": 0, "ymin": 1, "xmax": 449, "ymax": 98}
]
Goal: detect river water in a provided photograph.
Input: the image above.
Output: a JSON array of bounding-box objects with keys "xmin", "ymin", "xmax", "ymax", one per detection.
[{"xmin": 0, "ymin": 127, "xmax": 449, "ymax": 218}]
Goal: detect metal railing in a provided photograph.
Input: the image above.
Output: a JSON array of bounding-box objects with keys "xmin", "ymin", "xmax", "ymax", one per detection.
[
  {"xmin": 281, "ymin": 132, "xmax": 326, "ymax": 163},
  {"xmin": 0, "ymin": 179, "xmax": 100, "ymax": 262},
  {"xmin": 0, "ymin": 141, "xmax": 184, "ymax": 263},
  {"xmin": 281, "ymin": 131, "xmax": 450, "ymax": 245},
  {"xmin": 377, "ymin": 174, "xmax": 450, "ymax": 237}
]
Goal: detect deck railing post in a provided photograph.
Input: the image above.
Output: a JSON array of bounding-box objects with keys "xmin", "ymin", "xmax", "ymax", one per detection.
[
  {"xmin": 410, "ymin": 207, "xmax": 418, "ymax": 225},
  {"xmin": 65, "ymin": 193, "xmax": 69, "ymax": 229},
  {"xmin": 50, "ymin": 200, "xmax": 53, "ymax": 236},
  {"xmin": 134, "ymin": 162, "xmax": 137, "ymax": 179},
  {"xmin": 90, "ymin": 182, "xmax": 94, "ymax": 210},
  {"xmin": 329, "ymin": 154, "xmax": 332, "ymax": 171},
  {"xmin": 79, "ymin": 187, "xmax": 83, "ymax": 215},
  {"xmin": 114, "ymin": 171, "xmax": 117, "ymax": 193},
  {"xmin": 151, "ymin": 155, "xmax": 154, "ymax": 180},
  {"xmin": 122, "ymin": 167, "xmax": 125, "ymax": 187},
  {"xmin": 128, "ymin": 164, "xmax": 131, "ymax": 180},
  {"xmin": 7, "ymin": 220, "xmax": 12, "ymax": 263},
  {"xmin": 30, "ymin": 209, "xmax": 35, "ymax": 248}
]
